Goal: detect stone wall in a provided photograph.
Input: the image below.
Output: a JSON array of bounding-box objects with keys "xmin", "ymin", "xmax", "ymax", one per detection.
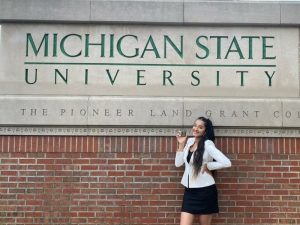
[{"xmin": 0, "ymin": 1, "xmax": 299, "ymax": 225}]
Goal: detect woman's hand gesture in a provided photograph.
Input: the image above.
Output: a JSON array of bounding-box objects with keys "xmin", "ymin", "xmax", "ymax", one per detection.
[{"xmin": 176, "ymin": 130, "xmax": 187, "ymax": 151}]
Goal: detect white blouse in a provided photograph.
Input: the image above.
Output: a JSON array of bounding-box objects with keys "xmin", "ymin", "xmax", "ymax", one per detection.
[{"xmin": 175, "ymin": 138, "xmax": 231, "ymax": 188}]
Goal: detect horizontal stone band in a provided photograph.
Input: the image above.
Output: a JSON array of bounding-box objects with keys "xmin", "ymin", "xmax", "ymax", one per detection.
[
  {"xmin": 0, "ymin": 126, "xmax": 300, "ymax": 138},
  {"xmin": 0, "ymin": 1, "xmax": 299, "ymax": 25},
  {"xmin": 0, "ymin": 96, "xmax": 299, "ymax": 128}
]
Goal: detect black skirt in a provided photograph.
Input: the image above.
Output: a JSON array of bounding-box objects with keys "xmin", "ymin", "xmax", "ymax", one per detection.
[{"xmin": 181, "ymin": 184, "xmax": 219, "ymax": 215}]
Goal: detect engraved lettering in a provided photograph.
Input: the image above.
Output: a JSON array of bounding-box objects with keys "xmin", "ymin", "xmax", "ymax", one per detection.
[
  {"xmin": 106, "ymin": 69, "xmax": 120, "ymax": 85},
  {"xmin": 20, "ymin": 109, "xmax": 26, "ymax": 116},
  {"xmin": 105, "ymin": 109, "xmax": 111, "ymax": 116},
  {"xmin": 60, "ymin": 109, "xmax": 66, "ymax": 116},
  {"xmin": 30, "ymin": 109, "xmax": 37, "ymax": 116},
  {"xmin": 285, "ymin": 111, "xmax": 291, "ymax": 118},
  {"xmin": 116, "ymin": 109, "xmax": 121, "ymax": 116},
  {"xmin": 273, "ymin": 111, "xmax": 280, "ymax": 118},
  {"xmin": 265, "ymin": 71, "xmax": 275, "ymax": 86},
  {"xmin": 220, "ymin": 110, "xmax": 225, "ymax": 117},
  {"xmin": 185, "ymin": 110, "xmax": 192, "ymax": 117},
  {"xmin": 42, "ymin": 109, "xmax": 48, "ymax": 116},
  {"xmin": 128, "ymin": 109, "xmax": 134, "ymax": 117},
  {"xmin": 80, "ymin": 109, "xmax": 87, "ymax": 116}
]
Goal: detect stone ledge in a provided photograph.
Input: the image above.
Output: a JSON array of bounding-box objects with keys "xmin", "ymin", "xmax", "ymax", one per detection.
[
  {"xmin": 184, "ymin": 1, "xmax": 281, "ymax": 25},
  {"xmin": 90, "ymin": 0, "xmax": 183, "ymax": 23},
  {"xmin": 0, "ymin": 0, "xmax": 299, "ymax": 25},
  {"xmin": 0, "ymin": 0, "xmax": 91, "ymax": 22},
  {"xmin": 0, "ymin": 126, "xmax": 299, "ymax": 138},
  {"xmin": 281, "ymin": 3, "xmax": 300, "ymax": 25}
]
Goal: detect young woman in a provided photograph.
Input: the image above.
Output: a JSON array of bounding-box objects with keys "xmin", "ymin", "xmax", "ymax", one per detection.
[{"xmin": 175, "ymin": 117, "xmax": 231, "ymax": 225}]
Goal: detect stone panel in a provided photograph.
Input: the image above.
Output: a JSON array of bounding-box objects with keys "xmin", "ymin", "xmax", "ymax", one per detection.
[
  {"xmin": 1, "ymin": 0, "xmax": 300, "ymax": 25},
  {"xmin": 184, "ymin": 1, "xmax": 280, "ymax": 24},
  {"xmin": 91, "ymin": 0, "xmax": 183, "ymax": 23},
  {"xmin": 0, "ymin": 0, "xmax": 90, "ymax": 21},
  {"xmin": 281, "ymin": 3, "xmax": 300, "ymax": 25},
  {"xmin": 0, "ymin": 96, "xmax": 299, "ymax": 128},
  {"xmin": 1, "ymin": 24, "xmax": 298, "ymax": 97}
]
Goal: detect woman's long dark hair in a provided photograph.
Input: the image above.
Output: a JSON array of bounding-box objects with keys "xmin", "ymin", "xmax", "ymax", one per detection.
[{"xmin": 193, "ymin": 117, "xmax": 215, "ymax": 176}]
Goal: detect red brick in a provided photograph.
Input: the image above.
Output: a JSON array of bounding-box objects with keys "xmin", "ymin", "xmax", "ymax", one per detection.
[
  {"xmin": 278, "ymin": 138, "xmax": 285, "ymax": 154},
  {"xmin": 0, "ymin": 135, "xmax": 299, "ymax": 225},
  {"xmin": 0, "ymin": 136, "xmax": 3, "ymax": 152},
  {"xmin": 161, "ymin": 137, "xmax": 167, "ymax": 152},
  {"xmin": 85, "ymin": 136, "xmax": 93, "ymax": 153},
  {"xmin": 265, "ymin": 160, "xmax": 281, "ymax": 166},
  {"xmin": 261, "ymin": 218, "xmax": 279, "ymax": 223},
  {"xmin": 237, "ymin": 154, "xmax": 253, "ymax": 160},
  {"xmin": 2, "ymin": 136, "xmax": 9, "ymax": 152},
  {"xmin": 132, "ymin": 136, "xmax": 139, "ymax": 152},
  {"xmin": 295, "ymin": 137, "xmax": 300, "ymax": 151},
  {"xmin": 273, "ymin": 137, "xmax": 279, "ymax": 154},
  {"xmin": 127, "ymin": 136, "xmax": 134, "ymax": 152},
  {"xmin": 13, "ymin": 136, "xmax": 20, "ymax": 152},
  {"xmin": 70, "ymin": 136, "xmax": 78, "ymax": 152}
]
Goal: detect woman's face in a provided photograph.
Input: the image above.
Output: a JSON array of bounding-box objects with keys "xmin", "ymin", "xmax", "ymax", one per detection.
[{"xmin": 192, "ymin": 119, "xmax": 206, "ymax": 138}]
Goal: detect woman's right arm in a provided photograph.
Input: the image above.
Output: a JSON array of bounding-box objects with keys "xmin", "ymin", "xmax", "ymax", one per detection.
[
  {"xmin": 175, "ymin": 151, "xmax": 185, "ymax": 167},
  {"xmin": 174, "ymin": 135, "xmax": 188, "ymax": 167}
]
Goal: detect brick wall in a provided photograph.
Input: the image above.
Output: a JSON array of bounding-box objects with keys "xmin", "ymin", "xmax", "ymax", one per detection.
[{"xmin": 0, "ymin": 136, "xmax": 299, "ymax": 225}]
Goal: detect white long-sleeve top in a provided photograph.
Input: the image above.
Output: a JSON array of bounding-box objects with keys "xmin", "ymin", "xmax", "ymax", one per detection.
[{"xmin": 175, "ymin": 138, "xmax": 231, "ymax": 188}]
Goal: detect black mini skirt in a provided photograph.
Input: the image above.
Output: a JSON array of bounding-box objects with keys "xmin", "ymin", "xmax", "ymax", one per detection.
[{"xmin": 181, "ymin": 184, "xmax": 219, "ymax": 215}]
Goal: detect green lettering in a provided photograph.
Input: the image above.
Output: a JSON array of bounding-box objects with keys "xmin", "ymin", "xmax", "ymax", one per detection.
[
  {"xmin": 163, "ymin": 35, "xmax": 183, "ymax": 58},
  {"xmin": 195, "ymin": 36, "xmax": 209, "ymax": 59},
  {"xmin": 60, "ymin": 34, "xmax": 82, "ymax": 57},
  {"xmin": 262, "ymin": 36, "xmax": 276, "ymax": 59},
  {"xmin": 225, "ymin": 36, "xmax": 244, "ymax": 59},
  {"xmin": 85, "ymin": 69, "xmax": 88, "ymax": 85},
  {"xmin": 25, "ymin": 69, "xmax": 37, "ymax": 84},
  {"xmin": 117, "ymin": 35, "xmax": 139, "ymax": 58},
  {"xmin": 210, "ymin": 36, "xmax": 228, "ymax": 59},
  {"xmin": 26, "ymin": 33, "xmax": 49, "ymax": 57},
  {"xmin": 264, "ymin": 71, "xmax": 275, "ymax": 86},
  {"xmin": 106, "ymin": 69, "xmax": 119, "ymax": 85},
  {"xmin": 85, "ymin": 34, "xmax": 105, "ymax": 57},
  {"xmin": 137, "ymin": 70, "xmax": 146, "ymax": 85},
  {"xmin": 55, "ymin": 69, "xmax": 68, "ymax": 84},
  {"xmin": 53, "ymin": 33, "xmax": 58, "ymax": 57},
  {"xmin": 216, "ymin": 71, "xmax": 220, "ymax": 86},
  {"xmin": 110, "ymin": 34, "xmax": 114, "ymax": 57},
  {"xmin": 191, "ymin": 71, "xmax": 200, "ymax": 86},
  {"xmin": 141, "ymin": 36, "xmax": 160, "ymax": 58},
  {"xmin": 241, "ymin": 36, "xmax": 260, "ymax": 59},
  {"xmin": 163, "ymin": 70, "xmax": 174, "ymax": 86},
  {"xmin": 236, "ymin": 71, "xmax": 248, "ymax": 86}
]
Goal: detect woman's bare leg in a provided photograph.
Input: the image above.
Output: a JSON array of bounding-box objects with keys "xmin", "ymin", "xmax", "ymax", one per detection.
[
  {"xmin": 180, "ymin": 212, "xmax": 195, "ymax": 225},
  {"xmin": 199, "ymin": 214, "xmax": 213, "ymax": 225}
]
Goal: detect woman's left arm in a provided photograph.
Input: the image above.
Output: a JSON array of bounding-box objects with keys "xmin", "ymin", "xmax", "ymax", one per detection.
[{"xmin": 205, "ymin": 140, "xmax": 232, "ymax": 170}]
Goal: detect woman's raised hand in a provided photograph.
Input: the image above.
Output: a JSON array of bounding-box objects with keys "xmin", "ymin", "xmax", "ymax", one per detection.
[{"xmin": 176, "ymin": 130, "xmax": 187, "ymax": 151}]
